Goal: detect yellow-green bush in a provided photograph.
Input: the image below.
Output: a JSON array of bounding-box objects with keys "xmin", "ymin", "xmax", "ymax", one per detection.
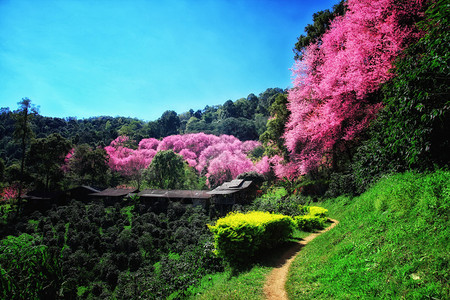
[
  {"xmin": 208, "ymin": 211, "xmax": 295, "ymax": 265},
  {"xmin": 294, "ymin": 206, "xmax": 328, "ymax": 231},
  {"xmin": 307, "ymin": 206, "xmax": 328, "ymax": 218}
]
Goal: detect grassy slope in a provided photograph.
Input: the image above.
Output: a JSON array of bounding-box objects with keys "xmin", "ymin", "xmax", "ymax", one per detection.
[
  {"xmin": 191, "ymin": 230, "xmax": 311, "ymax": 300},
  {"xmin": 286, "ymin": 171, "xmax": 450, "ymax": 299}
]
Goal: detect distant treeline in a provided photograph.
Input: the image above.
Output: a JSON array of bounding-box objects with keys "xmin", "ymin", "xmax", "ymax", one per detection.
[{"xmin": 0, "ymin": 87, "xmax": 285, "ymax": 166}]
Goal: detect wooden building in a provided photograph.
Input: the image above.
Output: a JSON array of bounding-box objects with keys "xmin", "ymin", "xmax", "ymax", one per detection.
[
  {"xmin": 138, "ymin": 189, "xmax": 211, "ymax": 212},
  {"xmin": 90, "ymin": 187, "xmax": 138, "ymax": 206},
  {"xmin": 66, "ymin": 185, "xmax": 101, "ymax": 202},
  {"xmin": 22, "ymin": 190, "xmax": 66, "ymax": 214},
  {"xmin": 208, "ymin": 179, "xmax": 256, "ymax": 215}
]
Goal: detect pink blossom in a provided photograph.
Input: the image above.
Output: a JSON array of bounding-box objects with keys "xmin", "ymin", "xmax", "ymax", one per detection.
[
  {"xmin": 284, "ymin": 0, "xmax": 424, "ymax": 176},
  {"xmin": 138, "ymin": 138, "xmax": 159, "ymax": 150},
  {"xmin": 105, "ymin": 133, "xmax": 270, "ymax": 186},
  {"xmin": 1, "ymin": 185, "xmax": 18, "ymax": 202}
]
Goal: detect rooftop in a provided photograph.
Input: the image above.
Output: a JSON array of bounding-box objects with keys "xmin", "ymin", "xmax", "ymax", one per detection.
[{"xmin": 138, "ymin": 189, "xmax": 211, "ymax": 199}]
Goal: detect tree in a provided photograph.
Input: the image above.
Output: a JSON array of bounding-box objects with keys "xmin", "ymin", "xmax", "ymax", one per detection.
[
  {"xmin": 260, "ymin": 93, "xmax": 290, "ymax": 159},
  {"xmin": 105, "ymin": 136, "xmax": 155, "ymax": 190},
  {"xmin": 105, "ymin": 133, "xmax": 270, "ymax": 188},
  {"xmin": 62, "ymin": 144, "xmax": 110, "ymax": 188},
  {"xmin": 0, "ymin": 233, "xmax": 61, "ymax": 299},
  {"xmin": 185, "ymin": 117, "xmax": 214, "ymax": 134},
  {"xmin": 293, "ymin": 0, "xmax": 347, "ymax": 60},
  {"xmin": 27, "ymin": 133, "xmax": 71, "ymax": 190},
  {"xmin": 234, "ymin": 98, "xmax": 254, "ymax": 119},
  {"xmin": 0, "ymin": 158, "xmax": 4, "ymax": 182},
  {"xmin": 256, "ymin": 88, "xmax": 284, "ymax": 116},
  {"xmin": 378, "ymin": 0, "xmax": 449, "ymax": 169},
  {"xmin": 216, "ymin": 118, "xmax": 258, "ymax": 141},
  {"xmin": 158, "ymin": 110, "xmax": 180, "ymax": 137},
  {"xmin": 283, "ymin": 0, "xmax": 425, "ymax": 177},
  {"xmin": 144, "ymin": 150, "xmax": 187, "ymax": 190},
  {"xmin": 13, "ymin": 98, "xmax": 38, "ymax": 210},
  {"xmin": 351, "ymin": 0, "xmax": 450, "ymax": 190},
  {"xmin": 218, "ymin": 100, "xmax": 237, "ymax": 119}
]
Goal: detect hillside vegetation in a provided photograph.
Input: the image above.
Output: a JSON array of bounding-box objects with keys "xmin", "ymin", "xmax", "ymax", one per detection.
[
  {"xmin": 192, "ymin": 171, "xmax": 449, "ymax": 299},
  {"xmin": 1, "ymin": 0, "xmax": 448, "ymax": 298},
  {"xmin": 286, "ymin": 171, "xmax": 449, "ymax": 299}
]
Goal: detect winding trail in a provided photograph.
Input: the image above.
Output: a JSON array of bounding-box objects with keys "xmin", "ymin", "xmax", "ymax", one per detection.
[{"xmin": 263, "ymin": 219, "xmax": 339, "ymax": 300}]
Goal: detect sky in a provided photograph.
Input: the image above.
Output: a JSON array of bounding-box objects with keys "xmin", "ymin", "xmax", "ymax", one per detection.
[{"xmin": 0, "ymin": 0, "xmax": 340, "ymax": 121}]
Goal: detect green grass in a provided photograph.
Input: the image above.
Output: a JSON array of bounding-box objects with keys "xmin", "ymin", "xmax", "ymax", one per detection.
[
  {"xmin": 286, "ymin": 170, "xmax": 450, "ymax": 299},
  {"xmin": 189, "ymin": 267, "xmax": 270, "ymax": 300},
  {"xmin": 189, "ymin": 228, "xmax": 311, "ymax": 299}
]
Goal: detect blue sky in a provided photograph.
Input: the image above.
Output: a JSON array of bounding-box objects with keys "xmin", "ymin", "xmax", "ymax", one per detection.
[{"xmin": 0, "ymin": 0, "xmax": 339, "ymax": 121}]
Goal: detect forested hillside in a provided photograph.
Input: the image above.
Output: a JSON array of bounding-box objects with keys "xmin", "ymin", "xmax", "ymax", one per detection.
[
  {"xmin": 0, "ymin": 88, "xmax": 284, "ymax": 191},
  {"xmin": 0, "ymin": 0, "xmax": 448, "ymax": 299},
  {"xmin": 0, "ymin": 87, "xmax": 283, "ymax": 164}
]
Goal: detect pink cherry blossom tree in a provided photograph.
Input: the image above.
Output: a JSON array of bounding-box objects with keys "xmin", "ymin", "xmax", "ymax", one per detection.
[
  {"xmin": 104, "ymin": 133, "xmax": 270, "ymax": 188},
  {"xmin": 105, "ymin": 136, "xmax": 156, "ymax": 189},
  {"xmin": 283, "ymin": 0, "xmax": 425, "ymax": 177}
]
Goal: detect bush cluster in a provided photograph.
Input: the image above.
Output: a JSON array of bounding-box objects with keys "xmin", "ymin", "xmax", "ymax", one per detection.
[
  {"xmin": 250, "ymin": 187, "xmax": 310, "ymax": 216},
  {"xmin": 294, "ymin": 206, "xmax": 328, "ymax": 232},
  {"xmin": 208, "ymin": 211, "xmax": 295, "ymax": 266},
  {"xmin": 0, "ymin": 200, "xmax": 224, "ymax": 299}
]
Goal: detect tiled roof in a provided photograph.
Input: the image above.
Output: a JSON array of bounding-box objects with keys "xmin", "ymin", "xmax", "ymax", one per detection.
[
  {"xmin": 91, "ymin": 188, "xmax": 137, "ymax": 197},
  {"xmin": 207, "ymin": 180, "xmax": 253, "ymax": 195},
  {"xmin": 138, "ymin": 189, "xmax": 211, "ymax": 199}
]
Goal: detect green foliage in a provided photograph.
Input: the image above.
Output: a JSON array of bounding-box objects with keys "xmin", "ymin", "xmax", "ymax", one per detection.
[
  {"xmin": 27, "ymin": 133, "xmax": 72, "ymax": 190},
  {"xmin": 286, "ymin": 170, "xmax": 450, "ymax": 299},
  {"xmin": 292, "ymin": 205, "xmax": 328, "ymax": 232},
  {"xmin": 294, "ymin": 206, "xmax": 328, "ymax": 232},
  {"xmin": 216, "ymin": 117, "xmax": 258, "ymax": 141},
  {"xmin": 259, "ymin": 93, "xmax": 290, "ymax": 159},
  {"xmin": 144, "ymin": 150, "xmax": 205, "ymax": 190},
  {"xmin": 158, "ymin": 110, "xmax": 181, "ymax": 137},
  {"xmin": 294, "ymin": 214, "xmax": 326, "ymax": 232},
  {"xmin": 63, "ymin": 143, "xmax": 111, "ymax": 188},
  {"xmin": 0, "ymin": 233, "xmax": 61, "ymax": 299},
  {"xmin": 208, "ymin": 211, "xmax": 295, "ymax": 266},
  {"xmin": 293, "ymin": 0, "xmax": 346, "ymax": 60},
  {"xmin": 307, "ymin": 206, "xmax": 328, "ymax": 218},
  {"xmin": 251, "ymin": 187, "xmax": 310, "ymax": 216},
  {"xmin": 0, "ymin": 200, "xmax": 225, "ymax": 299},
  {"xmin": 348, "ymin": 0, "xmax": 449, "ymax": 194},
  {"xmin": 380, "ymin": 0, "xmax": 449, "ymax": 168},
  {"xmin": 0, "ymin": 158, "xmax": 4, "ymax": 181}
]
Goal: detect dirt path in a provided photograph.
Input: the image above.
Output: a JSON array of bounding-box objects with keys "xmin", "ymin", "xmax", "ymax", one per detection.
[{"xmin": 263, "ymin": 219, "xmax": 339, "ymax": 300}]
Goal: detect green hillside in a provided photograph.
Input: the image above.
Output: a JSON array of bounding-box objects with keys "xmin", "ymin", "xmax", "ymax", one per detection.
[{"xmin": 286, "ymin": 171, "xmax": 449, "ymax": 299}]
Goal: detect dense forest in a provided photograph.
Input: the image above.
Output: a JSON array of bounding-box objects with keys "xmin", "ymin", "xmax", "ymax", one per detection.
[
  {"xmin": 1, "ymin": 0, "xmax": 449, "ymax": 298},
  {"xmin": 0, "ymin": 87, "xmax": 284, "ymax": 191}
]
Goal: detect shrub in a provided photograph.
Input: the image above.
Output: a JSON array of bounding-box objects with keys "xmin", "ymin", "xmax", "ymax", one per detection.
[
  {"xmin": 294, "ymin": 206, "xmax": 328, "ymax": 231},
  {"xmin": 0, "ymin": 233, "xmax": 61, "ymax": 299},
  {"xmin": 251, "ymin": 187, "xmax": 310, "ymax": 216},
  {"xmin": 307, "ymin": 206, "xmax": 328, "ymax": 218},
  {"xmin": 295, "ymin": 215, "xmax": 326, "ymax": 232},
  {"xmin": 208, "ymin": 211, "xmax": 295, "ymax": 265}
]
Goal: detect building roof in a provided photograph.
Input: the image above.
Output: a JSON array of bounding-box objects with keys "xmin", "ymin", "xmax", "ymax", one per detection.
[
  {"xmin": 23, "ymin": 190, "xmax": 65, "ymax": 200},
  {"xmin": 91, "ymin": 188, "xmax": 137, "ymax": 197},
  {"xmin": 207, "ymin": 180, "xmax": 253, "ymax": 195},
  {"xmin": 68, "ymin": 185, "xmax": 101, "ymax": 193},
  {"xmin": 138, "ymin": 189, "xmax": 211, "ymax": 199}
]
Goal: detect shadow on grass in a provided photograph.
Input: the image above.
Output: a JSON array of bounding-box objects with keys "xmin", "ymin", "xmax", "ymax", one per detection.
[
  {"xmin": 228, "ymin": 223, "xmax": 333, "ymax": 276},
  {"xmin": 228, "ymin": 238, "xmax": 307, "ymax": 276}
]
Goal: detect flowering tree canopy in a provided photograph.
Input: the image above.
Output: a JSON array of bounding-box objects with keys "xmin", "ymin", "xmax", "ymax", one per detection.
[
  {"xmin": 104, "ymin": 133, "xmax": 270, "ymax": 187},
  {"xmin": 283, "ymin": 0, "xmax": 425, "ymax": 177}
]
